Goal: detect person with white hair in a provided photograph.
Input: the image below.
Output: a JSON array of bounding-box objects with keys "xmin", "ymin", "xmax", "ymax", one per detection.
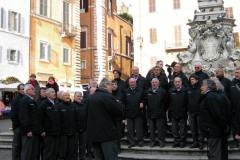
[
  {"xmin": 57, "ymin": 91, "xmax": 77, "ymax": 160},
  {"xmin": 39, "ymin": 88, "xmax": 60, "ymax": 160},
  {"xmin": 168, "ymin": 77, "xmax": 188, "ymax": 148},
  {"xmin": 144, "ymin": 78, "xmax": 167, "ymax": 147},
  {"xmin": 193, "ymin": 62, "xmax": 209, "ymax": 83},
  {"xmin": 86, "ymin": 78, "xmax": 123, "ymax": 159},
  {"xmin": 72, "ymin": 91, "xmax": 87, "ymax": 160},
  {"xmin": 199, "ymin": 79, "xmax": 230, "ymax": 160},
  {"xmin": 19, "ymin": 84, "xmax": 42, "ymax": 160}
]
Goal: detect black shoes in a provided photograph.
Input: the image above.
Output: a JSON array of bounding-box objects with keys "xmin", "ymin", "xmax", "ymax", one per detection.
[
  {"xmin": 150, "ymin": 141, "xmax": 156, "ymax": 147},
  {"xmin": 179, "ymin": 143, "xmax": 186, "ymax": 148},
  {"xmin": 137, "ymin": 141, "xmax": 144, "ymax": 147},
  {"xmin": 128, "ymin": 143, "xmax": 135, "ymax": 148}
]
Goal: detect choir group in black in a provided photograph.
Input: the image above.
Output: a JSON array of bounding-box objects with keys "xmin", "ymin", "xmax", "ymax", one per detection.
[{"xmin": 9, "ymin": 61, "xmax": 240, "ymax": 160}]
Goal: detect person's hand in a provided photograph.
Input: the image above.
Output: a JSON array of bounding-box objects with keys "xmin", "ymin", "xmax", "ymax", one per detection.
[
  {"xmin": 140, "ymin": 103, "xmax": 144, "ymax": 109},
  {"xmin": 235, "ymin": 134, "xmax": 240, "ymax": 140},
  {"xmin": 27, "ymin": 132, "xmax": 32, "ymax": 137},
  {"xmin": 41, "ymin": 132, "xmax": 46, "ymax": 137}
]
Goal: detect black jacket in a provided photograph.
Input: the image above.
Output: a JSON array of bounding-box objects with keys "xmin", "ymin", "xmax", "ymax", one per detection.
[
  {"xmin": 194, "ymin": 70, "xmax": 209, "ymax": 83},
  {"xmin": 19, "ymin": 95, "xmax": 42, "ymax": 135},
  {"xmin": 86, "ymin": 89, "xmax": 123, "ymax": 143},
  {"xmin": 125, "ymin": 74, "xmax": 146, "ymax": 91},
  {"xmin": 144, "ymin": 88, "xmax": 167, "ymax": 119},
  {"xmin": 10, "ymin": 93, "xmax": 25, "ymax": 129},
  {"xmin": 169, "ymin": 72, "xmax": 189, "ymax": 89},
  {"xmin": 40, "ymin": 99, "xmax": 60, "ymax": 136},
  {"xmin": 218, "ymin": 76, "xmax": 232, "ymax": 99},
  {"xmin": 146, "ymin": 72, "xmax": 168, "ymax": 90},
  {"xmin": 73, "ymin": 101, "xmax": 87, "ymax": 133},
  {"xmin": 114, "ymin": 78, "xmax": 126, "ymax": 91},
  {"xmin": 123, "ymin": 87, "xmax": 144, "ymax": 118},
  {"xmin": 199, "ymin": 91, "xmax": 229, "ymax": 138},
  {"xmin": 187, "ymin": 83, "xmax": 201, "ymax": 113},
  {"xmin": 168, "ymin": 87, "xmax": 188, "ymax": 119},
  {"xmin": 231, "ymin": 79, "xmax": 240, "ymax": 135},
  {"xmin": 57, "ymin": 101, "xmax": 77, "ymax": 136}
]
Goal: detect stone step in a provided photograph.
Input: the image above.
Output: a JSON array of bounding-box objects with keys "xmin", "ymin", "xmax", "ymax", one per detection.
[
  {"xmin": 121, "ymin": 136, "xmax": 235, "ymax": 144},
  {"xmin": 120, "ymin": 144, "xmax": 240, "ymax": 156},
  {"xmin": 0, "ymin": 132, "xmax": 13, "ymax": 139},
  {"xmin": 118, "ymin": 152, "xmax": 240, "ymax": 160},
  {"xmin": 0, "ymin": 138, "xmax": 12, "ymax": 145},
  {"xmin": 0, "ymin": 145, "xmax": 12, "ymax": 150}
]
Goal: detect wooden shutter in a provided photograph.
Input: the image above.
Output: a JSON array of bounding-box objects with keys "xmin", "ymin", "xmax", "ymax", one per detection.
[
  {"xmin": 80, "ymin": 31, "xmax": 86, "ymax": 48},
  {"xmin": 18, "ymin": 13, "xmax": 21, "ymax": 33},
  {"xmin": 17, "ymin": 50, "xmax": 20, "ymax": 63}
]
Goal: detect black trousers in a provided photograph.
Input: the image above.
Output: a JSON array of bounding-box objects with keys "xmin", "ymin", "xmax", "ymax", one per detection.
[
  {"xmin": 59, "ymin": 135, "xmax": 77, "ymax": 160},
  {"xmin": 12, "ymin": 128, "xmax": 21, "ymax": 160},
  {"xmin": 127, "ymin": 116, "xmax": 143, "ymax": 145},
  {"xmin": 77, "ymin": 132, "xmax": 87, "ymax": 160},
  {"xmin": 189, "ymin": 112, "xmax": 203, "ymax": 143},
  {"xmin": 149, "ymin": 118, "xmax": 166, "ymax": 142},
  {"xmin": 43, "ymin": 135, "xmax": 59, "ymax": 160},
  {"xmin": 21, "ymin": 135, "xmax": 40, "ymax": 160},
  {"xmin": 171, "ymin": 118, "xmax": 187, "ymax": 143},
  {"xmin": 93, "ymin": 140, "xmax": 118, "ymax": 160},
  {"xmin": 208, "ymin": 137, "xmax": 228, "ymax": 160}
]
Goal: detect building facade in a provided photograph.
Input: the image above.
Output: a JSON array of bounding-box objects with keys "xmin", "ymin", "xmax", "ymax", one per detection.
[
  {"xmin": 80, "ymin": 0, "xmax": 133, "ymax": 84},
  {"xmin": 133, "ymin": 0, "xmax": 240, "ymax": 75},
  {"xmin": 0, "ymin": 0, "xmax": 30, "ymax": 83},
  {"xmin": 30, "ymin": 0, "xmax": 81, "ymax": 87}
]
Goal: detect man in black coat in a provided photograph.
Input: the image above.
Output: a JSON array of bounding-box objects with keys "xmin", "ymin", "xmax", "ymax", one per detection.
[
  {"xmin": 193, "ymin": 63, "xmax": 209, "ymax": 83},
  {"xmin": 125, "ymin": 66, "xmax": 146, "ymax": 90},
  {"xmin": 169, "ymin": 77, "xmax": 188, "ymax": 148},
  {"xmin": 10, "ymin": 83, "xmax": 25, "ymax": 160},
  {"xmin": 215, "ymin": 67, "xmax": 232, "ymax": 99},
  {"xmin": 187, "ymin": 75, "xmax": 203, "ymax": 148},
  {"xmin": 144, "ymin": 78, "xmax": 167, "ymax": 147},
  {"xmin": 199, "ymin": 79, "xmax": 229, "ymax": 160},
  {"xmin": 168, "ymin": 63, "xmax": 189, "ymax": 89},
  {"xmin": 19, "ymin": 84, "xmax": 42, "ymax": 160},
  {"xmin": 231, "ymin": 67, "xmax": 240, "ymax": 147},
  {"xmin": 73, "ymin": 92, "xmax": 87, "ymax": 160},
  {"xmin": 123, "ymin": 78, "xmax": 145, "ymax": 148},
  {"xmin": 57, "ymin": 91, "xmax": 77, "ymax": 160},
  {"xmin": 40, "ymin": 88, "xmax": 60, "ymax": 160},
  {"xmin": 86, "ymin": 78, "xmax": 123, "ymax": 160},
  {"xmin": 146, "ymin": 66, "xmax": 168, "ymax": 90}
]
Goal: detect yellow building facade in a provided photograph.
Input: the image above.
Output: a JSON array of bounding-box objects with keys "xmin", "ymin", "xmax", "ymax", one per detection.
[{"xmin": 30, "ymin": 0, "xmax": 81, "ymax": 86}]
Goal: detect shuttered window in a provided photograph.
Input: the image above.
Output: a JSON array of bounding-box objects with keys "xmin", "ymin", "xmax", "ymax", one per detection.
[
  {"xmin": 225, "ymin": 7, "xmax": 234, "ymax": 18},
  {"xmin": 40, "ymin": 41, "xmax": 51, "ymax": 61},
  {"xmin": 173, "ymin": 0, "xmax": 181, "ymax": 9},
  {"xmin": 150, "ymin": 28, "xmax": 157, "ymax": 44},
  {"xmin": 149, "ymin": 0, "xmax": 156, "ymax": 13}
]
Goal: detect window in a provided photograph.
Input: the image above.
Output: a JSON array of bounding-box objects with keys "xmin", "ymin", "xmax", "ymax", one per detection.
[
  {"xmin": 107, "ymin": 0, "xmax": 112, "ymax": 15},
  {"xmin": 173, "ymin": 0, "xmax": 181, "ymax": 9},
  {"xmin": 174, "ymin": 25, "xmax": 182, "ymax": 47},
  {"xmin": 40, "ymin": 0, "xmax": 48, "ymax": 17},
  {"xmin": 80, "ymin": 0, "xmax": 88, "ymax": 13},
  {"xmin": 80, "ymin": 60, "xmax": 86, "ymax": 69},
  {"xmin": 108, "ymin": 29, "xmax": 113, "ymax": 56},
  {"xmin": 40, "ymin": 41, "xmax": 51, "ymax": 61},
  {"xmin": 149, "ymin": 0, "xmax": 156, "ymax": 13},
  {"xmin": 63, "ymin": 48, "xmax": 70, "ymax": 64},
  {"xmin": 150, "ymin": 28, "xmax": 157, "ymax": 44},
  {"xmin": 108, "ymin": 61, "xmax": 113, "ymax": 71},
  {"xmin": 80, "ymin": 27, "xmax": 87, "ymax": 49},
  {"xmin": 125, "ymin": 36, "xmax": 131, "ymax": 56},
  {"xmin": 7, "ymin": 49, "xmax": 19, "ymax": 63},
  {"xmin": 8, "ymin": 11, "xmax": 17, "ymax": 31},
  {"xmin": 225, "ymin": 7, "xmax": 233, "ymax": 18},
  {"xmin": 63, "ymin": 1, "xmax": 69, "ymax": 25}
]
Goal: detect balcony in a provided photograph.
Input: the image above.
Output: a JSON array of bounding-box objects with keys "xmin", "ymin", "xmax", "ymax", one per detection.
[
  {"xmin": 60, "ymin": 24, "xmax": 77, "ymax": 38},
  {"xmin": 164, "ymin": 41, "xmax": 188, "ymax": 53}
]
